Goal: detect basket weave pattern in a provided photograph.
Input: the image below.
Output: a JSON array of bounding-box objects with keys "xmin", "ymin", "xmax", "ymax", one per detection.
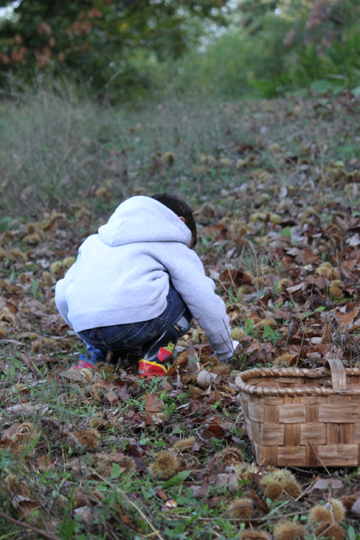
[{"xmin": 235, "ymin": 359, "xmax": 360, "ymax": 467}]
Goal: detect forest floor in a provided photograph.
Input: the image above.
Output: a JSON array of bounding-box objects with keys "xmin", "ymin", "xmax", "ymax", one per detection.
[{"xmin": 1, "ymin": 90, "xmax": 360, "ymax": 540}]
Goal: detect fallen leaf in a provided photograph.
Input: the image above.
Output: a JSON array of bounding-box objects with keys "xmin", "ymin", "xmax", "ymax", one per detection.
[
  {"xmin": 0, "ymin": 423, "xmax": 19, "ymax": 446},
  {"xmin": 60, "ymin": 369, "xmax": 87, "ymax": 382},
  {"xmin": 6, "ymin": 403, "xmax": 48, "ymax": 413},
  {"xmin": 351, "ymin": 498, "xmax": 360, "ymax": 516},
  {"xmin": 106, "ymin": 391, "xmax": 118, "ymax": 404},
  {"xmin": 308, "ymin": 478, "xmax": 344, "ymax": 493},
  {"xmin": 145, "ymin": 390, "xmax": 164, "ymax": 413},
  {"xmin": 197, "ymin": 370, "xmax": 217, "ymax": 388},
  {"xmin": 191, "ymin": 481, "xmax": 210, "ymax": 499},
  {"xmin": 211, "ymin": 472, "xmax": 241, "ymax": 493}
]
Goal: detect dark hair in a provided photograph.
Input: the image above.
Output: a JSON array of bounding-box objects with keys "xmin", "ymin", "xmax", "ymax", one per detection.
[{"xmin": 152, "ymin": 193, "xmax": 197, "ymax": 247}]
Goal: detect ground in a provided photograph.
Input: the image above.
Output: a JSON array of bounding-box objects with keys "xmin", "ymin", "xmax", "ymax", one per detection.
[{"xmin": 1, "ymin": 91, "xmax": 360, "ymax": 539}]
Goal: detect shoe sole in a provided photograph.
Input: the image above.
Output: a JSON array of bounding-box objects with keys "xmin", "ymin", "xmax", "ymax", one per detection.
[{"xmin": 138, "ymin": 359, "xmax": 169, "ymax": 379}]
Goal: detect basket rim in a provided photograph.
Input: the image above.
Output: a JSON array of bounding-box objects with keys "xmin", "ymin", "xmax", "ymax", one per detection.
[{"xmin": 235, "ymin": 365, "xmax": 360, "ymax": 397}]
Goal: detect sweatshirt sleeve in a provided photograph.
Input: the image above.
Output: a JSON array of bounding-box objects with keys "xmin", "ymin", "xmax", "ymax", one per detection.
[
  {"xmin": 54, "ymin": 260, "xmax": 78, "ymax": 329},
  {"xmin": 162, "ymin": 244, "xmax": 233, "ymax": 356}
]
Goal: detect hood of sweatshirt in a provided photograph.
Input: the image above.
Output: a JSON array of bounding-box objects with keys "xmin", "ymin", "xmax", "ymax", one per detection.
[{"xmin": 98, "ymin": 196, "xmax": 192, "ymax": 247}]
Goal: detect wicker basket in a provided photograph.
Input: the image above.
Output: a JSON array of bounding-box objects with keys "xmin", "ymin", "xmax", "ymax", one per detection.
[{"xmin": 235, "ymin": 358, "xmax": 360, "ymax": 467}]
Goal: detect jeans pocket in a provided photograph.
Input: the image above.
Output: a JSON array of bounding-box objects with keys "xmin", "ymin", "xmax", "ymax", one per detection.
[
  {"xmin": 89, "ymin": 328, "xmax": 101, "ymax": 340},
  {"xmin": 123, "ymin": 319, "xmax": 160, "ymax": 348},
  {"xmin": 100, "ymin": 324, "xmax": 134, "ymax": 351}
]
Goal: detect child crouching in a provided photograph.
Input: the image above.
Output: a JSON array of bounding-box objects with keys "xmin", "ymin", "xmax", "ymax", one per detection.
[{"xmin": 55, "ymin": 194, "xmax": 236, "ymax": 378}]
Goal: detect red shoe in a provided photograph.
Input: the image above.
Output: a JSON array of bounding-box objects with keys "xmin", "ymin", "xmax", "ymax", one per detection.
[
  {"xmin": 138, "ymin": 359, "xmax": 171, "ymax": 379},
  {"xmin": 72, "ymin": 359, "xmax": 96, "ymax": 370}
]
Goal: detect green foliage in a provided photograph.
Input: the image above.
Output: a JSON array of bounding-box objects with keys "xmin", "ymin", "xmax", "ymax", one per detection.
[
  {"xmin": 161, "ymin": 13, "xmax": 295, "ymax": 97},
  {"xmin": 253, "ymin": 35, "xmax": 360, "ymax": 97},
  {"xmin": 245, "ymin": 318, "xmax": 255, "ymax": 336},
  {"xmin": 240, "ymin": 0, "xmax": 360, "ymax": 97},
  {"xmin": 0, "ymin": 0, "xmax": 229, "ymax": 98},
  {"xmin": 262, "ymin": 324, "xmax": 282, "ymax": 343}
]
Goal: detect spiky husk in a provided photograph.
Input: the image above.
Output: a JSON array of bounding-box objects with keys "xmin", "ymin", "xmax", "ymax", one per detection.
[
  {"xmin": 239, "ymin": 529, "xmax": 271, "ymax": 540},
  {"xmin": 192, "ymin": 327, "xmax": 206, "ymax": 344},
  {"xmin": 188, "ymin": 386, "xmax": 203, "ymax": 398},
  {"xmin": 93, "ymin": 363, "xmax": 116, "ymax": 381},
  {"xmin": 10, "ymin": 248, "xmax": 26, "ymax": 262},
  {"xmin": 256, "ymin": 318, "xmax": 277, "ymax": 328},
  {"xmin": 329, "ymin": 281, "xmax": 343, "ymax": 300},
  {"xmin": 213, "ymin": 446, "xmax": 244, "ymax": 471},
  {"xmin": 199, "ymin": 353, "xmax": 220, "ymax": 367},
  {"xmin": 74, "ymin": 428, "xmax": 100, "ymax": 450},
  {"xmin": 90, "ymin": 417, "xmax": 112, "ymax": 430},
  {"xmin": 228, "ymin": 497, "xmax": 254, "ymax": 520},
  {"xmin": 177, "ymin": 455, "xmax": 199, "ymax": 472},
  {"xmin": 231, "ymin": 327, "xmax": 246, "ymax": 340},
  {"xmin": 162, "ymin": 152, "xmax": 175, "ymax": 166},
  {"xmin": 154, "ymin": 413, "xmax": 167, "ymax": 420},
  {"xmin": 279, "ymin": 278, "xmax": 292, "ymax": 291},
  {"xmin": 93, "ymin": 452, "xmax": 136, "ymax": 476},
  {"xmin": 97, "ymin": 454, "xmax": 113, "ymax": 476},
  {"xmin": 12, "ymin": 422, "xmax": 37, "ymax": 443},
  {"xmin": 0, "ymin": 324, "xmax": 8, "ymax": 338},
  {"xmin": 308, "ymin": 505, "xmax": 332, "ymax": 527},
  {"xmin": 313, "ymin": 522, "xmax": 345, "ymax": 540},
  {"xmin": 12, "ymin": 422, "xmax": 40, "ymax": 455},
  {"xmin": 80, "ymin": 368, "xmax": 93, "ymax": 383},
  {"xmin": 31, "ymin": 340, "xmax": 42, "ymax": 353},
  {"xmin": 258, "ymin": 475, "xmax": 283, "ymax": 500},
  {"xmin": 50, "ymin": 260, "xmax": 62, "ymax": 274},
  {"xmin": 339, "ymin": 494, "xmax": 357, "ymax": 511},
  {"xmin": 275, "ymin": 470, "xmax": 302, "ymax": 498},
  {"xmin": 120, "ymin": 456, "xmax": 136, "ymax": 473},
  {"xmin": 273, "ymin": 520, "xmax": 306, "ymax": 540},
  {"xmin": 316, "ymin": 262, "xmax": 340, "ymax": 279},
  {"xmin": 273, "ymin": 353, "xmax": 296, "ymax": 367},
  {"xmin": 260, "ymin": 469, "xmax": 301, "ymax": 499},
  {"xmin": 173, "ymin": 437, "xmax": 196, "ymax": 453},
  {"xmin": 62, "ymin": 256, "xmax": 76, "ymax": 269},
  {"xmin": 149, "ymin": 451, "xmax": 178, "ymax": 480},
  {"xmin": 42, "ymin": 271, "xmax": 54, "ymax": 287},
  {"xmin": 26, "ymin": 222, "xmax": 38, "ymax": 234},
  {"xmin": 23, "ymin": 233, "xmax": 41, "ymax": 245},
  {"xmin": 237, "ymin": 285, "xmax": 254, "ymax": 295},
  {"xmin": 235, "ymin": 463, "xmax": 267, "ymax": 482},
  {"xmin": 328, "ymin": 499, "xmax": 346, "ymax": 524},
  {"xmin": 73, "ymin": 487, "xmax": 91, "ymax": 508},
  {"xmin": 4, "ymin": 474, "xmax": 31, "ymax": 498}
]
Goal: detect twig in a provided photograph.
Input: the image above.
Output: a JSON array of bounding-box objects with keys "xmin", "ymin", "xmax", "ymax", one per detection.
[
  {"xmin": 295, "ymin": 332, "xmax": 306, "ymax": 368},
  {"xmin": 308, "ymin": 442, "xmax": 331, "ymax": 476},
  {"xmin": 165, "ymin": 508, "xmax": 310, "ymax": 523},
  {"xmin": 295, "ymin": 477, "xmax": 318, "ymax": 502},
  {"xmin": 89, "ymin": 468, "xmax": 165, "ymax": 540},
  {"xmin": 247, "ymin": 240, "xmax": 260, "ymax": 293},
  {"xmin": 0, "ymin": 510, "xmax": 61, "ymax": 540}
]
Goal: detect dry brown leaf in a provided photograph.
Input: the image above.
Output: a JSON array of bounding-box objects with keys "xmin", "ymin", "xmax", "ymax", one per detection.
[
  {"xmin": 145, "ymin": 391, "xmax": 164, "ymax": 413},
  {"xmin": 321, "ymin": 322, "xmax": 332, "ymax": 344}
]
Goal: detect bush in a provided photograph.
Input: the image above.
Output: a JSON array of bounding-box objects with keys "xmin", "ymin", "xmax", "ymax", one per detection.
[
  {"xmin": 157, "ymin": 13, "xmax": 297, "ymax": 98},
  {"xmin": 252, "ymin": 35, "xmax": 360, "ymax": 97}
]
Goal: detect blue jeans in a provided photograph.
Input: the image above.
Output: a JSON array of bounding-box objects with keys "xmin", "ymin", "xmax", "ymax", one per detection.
[{"xmin": 78, "ymin": 284, "xmax": 191, "ymax": 364}]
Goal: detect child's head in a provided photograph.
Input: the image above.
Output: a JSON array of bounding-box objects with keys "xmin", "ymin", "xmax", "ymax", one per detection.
[{"xmin": 151, "ymin": 193, "xmax": 197, "ymax": 248}]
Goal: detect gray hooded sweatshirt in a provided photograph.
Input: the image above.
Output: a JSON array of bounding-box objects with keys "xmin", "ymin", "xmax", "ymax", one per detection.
[{"xmin": 55, "ymin": 196, "xmax": 233, "ymax": 357}]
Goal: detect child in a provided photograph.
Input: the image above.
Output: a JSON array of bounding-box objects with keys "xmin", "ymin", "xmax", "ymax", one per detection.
[{"xmin": 55, "ymin": 194, "xmax": 236, "ymax": 378}]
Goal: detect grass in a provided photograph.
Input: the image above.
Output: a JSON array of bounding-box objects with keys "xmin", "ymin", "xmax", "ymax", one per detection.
[
  {"xmin": 1, "ymin": 82, "xmax": 360, "ymax": 222},
  {"xmin": 2, "ymin": 84, "xmax": 360, "ymax": 539}
]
